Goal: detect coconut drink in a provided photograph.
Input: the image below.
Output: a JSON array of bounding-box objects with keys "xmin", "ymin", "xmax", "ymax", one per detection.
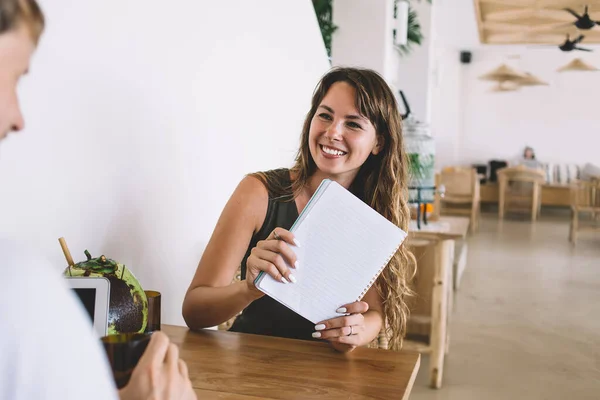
[{"xmin": 63, "ymin": 248, "xmax": 148, "ymax": 335}]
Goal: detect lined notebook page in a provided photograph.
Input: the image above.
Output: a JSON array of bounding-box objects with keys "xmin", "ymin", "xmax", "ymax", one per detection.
[{"xmin": 256, "ymin": 180, "xmax": 407, "ymax": 324}]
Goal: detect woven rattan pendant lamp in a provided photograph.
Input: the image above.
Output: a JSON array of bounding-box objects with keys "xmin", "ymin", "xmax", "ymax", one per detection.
[
  {"xmin": 557, "ymin": 58, "xmax": 599, "ymax": 72},
  {"xmin": 479, "ymin": 64, "xmax": 528, "ymax": 82},
  {"xmin": 489, "ymin": 80, "xmax": 521, "ymax": 92},
  {"xmin": 516, "ymin": 72, "xmax": 549, "ymax": 86}
]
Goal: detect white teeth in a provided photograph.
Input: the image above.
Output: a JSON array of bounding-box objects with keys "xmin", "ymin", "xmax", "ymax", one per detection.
[{"xmin": 322, "ymin": 145, "xmax": 345, "ymax": 156}]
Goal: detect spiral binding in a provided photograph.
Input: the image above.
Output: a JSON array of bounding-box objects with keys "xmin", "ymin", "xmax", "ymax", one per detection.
[{"xmin": 355, "ymin": 242, "xmax": 402, "ymax": 301}]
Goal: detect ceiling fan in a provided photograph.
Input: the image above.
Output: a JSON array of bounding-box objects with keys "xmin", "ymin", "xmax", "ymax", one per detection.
[
  {"xmin": 558, "ymin": 34, "xmax": 592, "ymax": 52},
  {"xmin": 564, "ymin": 6, "xmax": 600, "ymax": 30}
]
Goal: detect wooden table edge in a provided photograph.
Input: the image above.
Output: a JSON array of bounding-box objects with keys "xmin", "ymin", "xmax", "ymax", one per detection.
[
  {"xmin": 408, "ymin": 216, "xmax": 470, "ymax": 241},
  {"xmin": 402, "ymin": 353, "xmax": 421, "ymax": 400},
  {"xmin": 163, "ymin": 325, "xmax": 422, "ymax": 399}
]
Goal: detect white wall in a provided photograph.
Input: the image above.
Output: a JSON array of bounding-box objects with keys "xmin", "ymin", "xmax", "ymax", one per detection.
[
  {"xmin": 331, "ymin": 0, "xmax": 396, "ymax": 82},
  {"xmin": 0, "ymin": 0, "xmax": 330, "ymax": 326},
  {"xmin": 459, "ymin": 48, "xmax": 600, "ymax": 166},
  {"xmin": 428, "ymin": 0, "xmax": 477, "ymax": 167},
  {"xmin": 429, "ymin": 48, "xmax": 463, "ymax": 167},
  {"xmin": 393, "ymin": 0, "xmax": 434, "ymax": 123},
  {"xmin": 429, "ymin": 0, "xmax": 600, "ymax": 168},
  {"xmin": 330, "ymin": 0, "xmax": 436, "ymax": 123}
]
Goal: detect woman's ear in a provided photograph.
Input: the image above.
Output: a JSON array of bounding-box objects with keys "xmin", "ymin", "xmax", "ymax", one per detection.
[{"xmin": 372, "ymin": 135, "xmax": 385, "ymax": 155}]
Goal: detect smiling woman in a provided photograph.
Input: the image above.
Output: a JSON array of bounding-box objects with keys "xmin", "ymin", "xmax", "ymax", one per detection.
[{"xmin": 183, "ymin": 67, "xmax": 416, "ymax": 353}]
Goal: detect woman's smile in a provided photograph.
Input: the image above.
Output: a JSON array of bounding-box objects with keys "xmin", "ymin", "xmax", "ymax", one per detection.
[{"xmin": 319, "ymin": 144, "xmax": 348, "ymax": 158}]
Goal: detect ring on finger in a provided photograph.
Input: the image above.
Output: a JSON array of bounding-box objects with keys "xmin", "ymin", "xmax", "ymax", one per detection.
[
  {"xmin": 347, "ymin": 326, "xmax": 353, "ymax": 336},
  {"xmin": 273, "ymin": 230, "xmax": 281, "ymax": 241}
]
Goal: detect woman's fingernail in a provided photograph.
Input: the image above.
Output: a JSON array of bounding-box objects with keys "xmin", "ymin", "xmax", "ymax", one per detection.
[
  {"xmin": 336, "ymin": 307, "xmax": 347, "ymax": 313},
  {"xmin": 315, "ymin": 324, "xmax": 326, "ymax": 331},
  {"xmin": 312, "ymin": 332, "xmax": 321, "ymax": 338},
  {"xmin": 293, "ymin": 238, "xmax": 301, "ymax": 247},
  {"xmin": 281, "ymin": 276, "xmax": 288, "ymax": 284},
  {"xmin": 294, "ymin": 260, "xmax": 300, "ymax": 269},
  {"xmin": 288, "ymin": 274, "xmax": 297, "ymax": 283}
]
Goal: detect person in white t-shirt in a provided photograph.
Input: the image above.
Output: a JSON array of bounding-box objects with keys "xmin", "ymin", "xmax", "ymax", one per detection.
[
  {"xmin": 515, "ymin": 146, "xmax": 543, "ymax": 170},
  {"xmin": 0, "ymin": 1, "xmax": 196, "ymax": 399}
]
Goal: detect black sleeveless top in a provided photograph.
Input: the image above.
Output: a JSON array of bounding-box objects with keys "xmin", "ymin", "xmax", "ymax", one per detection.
[{"xmin": 228, "ymin": 168, "xmax": 317, "ymax": 341}]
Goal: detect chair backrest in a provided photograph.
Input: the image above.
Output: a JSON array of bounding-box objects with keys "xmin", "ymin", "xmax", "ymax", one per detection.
[
  {"xmin": 439, "ymin": 167, "xmax": 477, "ymax": 197},
  {"xmin": 571, "ymin": 179, "xmax": 600, "ymax": 209},
  {"xmin": 497, "ymin": 165, "xmax": 546, "ymax": 184}
]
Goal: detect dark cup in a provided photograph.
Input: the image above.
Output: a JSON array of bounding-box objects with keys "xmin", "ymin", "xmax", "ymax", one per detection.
[
  {"xmin": 144, "ymin": 290, "xmax": 161, "ymax": 333},
  {"xmin": 101, "ymin": 333, "xmax": 151, "ymax": 389}
]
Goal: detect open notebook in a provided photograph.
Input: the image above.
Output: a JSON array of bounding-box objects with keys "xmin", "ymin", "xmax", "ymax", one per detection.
[{"xmin": 254, "ymin": 179, "xmax": 407, "ymax": 324}]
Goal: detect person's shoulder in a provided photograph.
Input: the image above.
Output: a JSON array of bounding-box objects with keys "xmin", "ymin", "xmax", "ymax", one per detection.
[
  {"xmin": 0, "ymin": 238, "xmax": 76, "ymax": 326},
  {"xmin": 247, "ymin": 168, "xmax": 294, "ymax": 199},
  {"xmin": 237, "ymin": 173, "xmax": 270, "ymax": 202},
  {"xmin": 0, "ymin": 238, "xmax": 58, "ymax": 282},
  {"xmin": 0, "ymin": 239, "xmax": 118, "ymax": 400},
  {"xmin": 242, "ymin": 168, "xmax": 291, "ymax": 197}
]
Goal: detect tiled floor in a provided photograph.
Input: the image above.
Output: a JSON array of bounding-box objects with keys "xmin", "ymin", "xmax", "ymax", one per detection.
[{"xmin": 410, "ymin": 212, "xmax": 600, "ymax": 400}]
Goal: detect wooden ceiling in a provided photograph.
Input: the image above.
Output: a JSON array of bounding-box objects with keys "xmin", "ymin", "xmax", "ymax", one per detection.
[{"xmin": 474, "ymin": 0, "xmax": 600, "ymax": 44}]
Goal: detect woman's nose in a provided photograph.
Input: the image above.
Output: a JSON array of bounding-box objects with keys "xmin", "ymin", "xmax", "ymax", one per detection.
[{"xmin": 324, "ymin": 120, "xmax": 343, "ymax": 141}]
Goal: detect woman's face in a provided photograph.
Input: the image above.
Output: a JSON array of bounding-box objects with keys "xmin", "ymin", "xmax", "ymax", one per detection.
[
  {"xmin": 308, "ymin": 81, "xmax": 382, "ymax": 181},
  {"xmin": 0, "ymin": 25, "xmax": 35, "ymax": 141},
  {"xmin": 524, "ymin": 149, "xmax": 533, "ymax": 159}
]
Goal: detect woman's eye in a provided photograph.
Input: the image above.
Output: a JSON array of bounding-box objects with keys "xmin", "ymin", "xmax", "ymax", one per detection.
[
  {"xmin": 318, "ymin": 113, "xmax": 332, "ymax": 120},
  {"xmin": 347, "ymin": 122, "xmax": 362, "ymax": 130}
]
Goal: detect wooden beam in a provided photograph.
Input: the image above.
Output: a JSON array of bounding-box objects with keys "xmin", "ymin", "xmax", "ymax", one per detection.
[
  {"xmin": 485, "ymin": 9, "xmax": 536, "ymax": 22},
  {"xmin": 485, "ymin": 8, "xmax": 575, "ymax": 22},
  {"xmin": 473, "ymin": 0, "xmax": 600, "ymax": 44},
  {"xmin": 485, "ymin": 32, "xmax": 566, "ymax": 44},
  {"xmin": 535, "ymin": 8, "xmax": 584, "ymax": 21},
  {"xmin": 479, "ymin": 0, "xmax": 535, "ymax": 7},
  {"xmin": 482, "ymin": 21, "xmax": 525, "ymax": 32},
  {"xmin": 484, "ymin": 20, "xmax": 576, "ymax": 33},
  {"xmin": 482, "ymin": 20, "xmax": 570, "ymax": 31},
  {"xmin": 540, "ymin": 0, "xmax": 593, "ymax": 9},
  {"xmin": 473, "ymin": 0, "xmax": 486, "ymax": 44}
]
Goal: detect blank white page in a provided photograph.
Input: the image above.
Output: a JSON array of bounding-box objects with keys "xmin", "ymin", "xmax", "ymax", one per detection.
[{"xmin": 256, "ymin": 180, "xmax": 407, "ymax": 324}]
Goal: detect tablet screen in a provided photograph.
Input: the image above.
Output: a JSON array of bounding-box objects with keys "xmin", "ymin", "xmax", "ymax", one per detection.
[{"xmin": 73, "ymin": 288, "xmax": 96, "ymax": 324}]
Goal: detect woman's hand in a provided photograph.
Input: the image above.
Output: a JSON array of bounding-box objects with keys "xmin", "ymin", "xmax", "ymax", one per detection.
[
  {"xmin": 311, "ymin": 301, "xmax": 370, "ymax": 351},
  {"xmin": 245, "ymin": 228, "xmax": 300, "ymax": 297}
]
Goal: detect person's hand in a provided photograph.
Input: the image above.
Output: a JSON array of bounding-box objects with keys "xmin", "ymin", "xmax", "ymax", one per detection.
[
  {"xmin": 311, "ymin": 301, "xmax": 369, "ymax": 350},
  {"xmin": 119, "ymin": 331, "xmax": 197, "ymax": 400},
  {"xmin": 245, "ymin": 228, "xmax": 300, "ymax": 296}
]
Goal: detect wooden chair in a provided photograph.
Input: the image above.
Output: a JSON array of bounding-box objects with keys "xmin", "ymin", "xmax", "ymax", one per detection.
[
  {"xmin": 435, "ymin": 167, "xmax": 480, "ymax": 233},
  {"xmin": 569, "ymin": 178, "xmax": 600, "ymax": 245},
  {"xmin": 371, "ymin": 238, "xmax": 454, "ymax": 389},
  {"xmin": 498, "ymin": 166, "xmax": 546, "ymax": 221}
]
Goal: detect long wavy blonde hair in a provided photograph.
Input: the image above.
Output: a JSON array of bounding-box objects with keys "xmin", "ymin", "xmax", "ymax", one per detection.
[{"xmin": 253, "ymin": 67, "xmax": 416, "ymax": 350}]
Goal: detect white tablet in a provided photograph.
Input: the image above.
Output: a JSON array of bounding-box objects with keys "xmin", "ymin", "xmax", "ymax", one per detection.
[{"xmin": 65, "ymin": 277, "xmax": 110, "ymax": 337}]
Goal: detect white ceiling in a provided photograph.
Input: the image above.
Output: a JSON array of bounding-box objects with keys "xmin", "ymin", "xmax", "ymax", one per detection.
[{"xmin": 433, "ymin": 0, "xmax": 485, "ymax": 49}]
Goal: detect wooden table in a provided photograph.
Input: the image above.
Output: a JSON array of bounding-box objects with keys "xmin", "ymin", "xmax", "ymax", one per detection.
[
  {"xmin": 480, "ymin": 182, "xmax": 572, "ymax": 207},
  {"xmin": 163, "ymin": 325, "xmax": 421, "ymax": 400},
  {"xmin": 408, "ymin": 216, "xmax": 470, "ymax": 241},
  {"xmin": 405, "ymin": 216, "xmax": 469, "ymax": 388}
]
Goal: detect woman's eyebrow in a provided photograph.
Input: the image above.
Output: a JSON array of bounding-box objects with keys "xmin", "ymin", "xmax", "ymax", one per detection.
[{"xmin": 318, "ymin": 104, "xmax": 365, "ymax": 121}]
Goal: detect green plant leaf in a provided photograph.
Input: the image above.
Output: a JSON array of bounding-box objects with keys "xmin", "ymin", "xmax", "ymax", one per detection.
[
  {"xmin": 312, "ymin": 0, "xmax": 337, "ymax": 60},
  {"xmin": 394, "ymin": 0, "xmax": 432, "ymax": 56},
  {"xmin": 311, "ymin": 0, "xmax": 432, "ymax": 60}
]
